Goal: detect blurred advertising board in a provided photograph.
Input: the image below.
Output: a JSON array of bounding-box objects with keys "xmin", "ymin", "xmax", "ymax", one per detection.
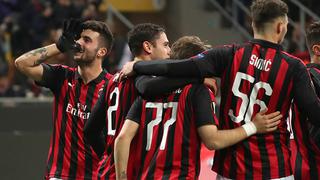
[{"xmin": 106, "ymin": 0, "xmax": 166, "ymax": 12}]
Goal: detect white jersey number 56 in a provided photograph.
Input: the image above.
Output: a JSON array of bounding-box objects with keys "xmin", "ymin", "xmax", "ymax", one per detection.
[{"xmin": 229, "ymin": 72, "xmax": 273, "ymax": 123}]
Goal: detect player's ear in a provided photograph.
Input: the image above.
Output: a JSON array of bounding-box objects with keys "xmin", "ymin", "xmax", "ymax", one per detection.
[
  {"xmin": 312, "ymin": 44, "xmax": 320, "ymax": 56},
  {"xmin": 97, "ymin": 47, "xmax": 107, "ymax": 57},
  {"xmin": 276, "ymin": 21, "xmax": 282, "ymax": 35},
  {"xmin": 142, "ymin": 41, "xmax": 152, "ymax": 54},
  {"xmin": 277, "ymin": 17, "xmax": 288, "ymax": 35}
]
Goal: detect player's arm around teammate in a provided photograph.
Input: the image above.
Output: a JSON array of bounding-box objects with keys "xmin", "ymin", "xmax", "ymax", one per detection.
[{"xmin": 198, "ymin": 108, "xmax": 282, "ymax": 150}]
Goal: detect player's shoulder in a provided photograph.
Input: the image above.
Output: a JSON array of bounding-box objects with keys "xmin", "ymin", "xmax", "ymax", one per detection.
[
  {"xmin": 189, "ymin": 83, "xmax": 210, "ymax": 90},
  {"xmin": 44, "ymin": 64, "xmax": 76, "ymax": 79},
  {"xmin": 55, "ymin": 64, "xmax": 76, "ymax": 70},
  {"xmin": 106, "ymin": 72, "xmax": 113, "ymax": 80},
  {"xmin": 307, "ymin": 63, "xmax": 320, "ymax": 72},
  {"xmin": 187, "ymin": 83, "xmax": 213, "ymax": 96},
  {"xmin": 280, "ymin": 50, "xmax": 305, "ymax": 65},
  {"xmin": 44, "ymin": 63, "xmax": 74, "ymax": 71},
  {"xmin": 107, "ymin": 73, "xmax": 135, "ymax": 91},
  {"xmin": 105, "ymin": 73, "xmax": 120, "ymax": 91},
  {"xmin": 182, "ymin": 84, "xmax": 216, "ymax": 103}
]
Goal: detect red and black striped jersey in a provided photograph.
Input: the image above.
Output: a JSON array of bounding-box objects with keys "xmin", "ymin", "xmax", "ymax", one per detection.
[
  {"xmin": 133, "ymin": 39, "xmax": 320, "ymax": 179},
  {"xmin": 97, "ymin": 74, "xmax": 138, "ymax": 180},
  {"xmin": 84, "ymin": 74, "xmax": 201, "ymax": 180},
  {"xmin": 37, "ymin": 64, "xmax": 111, "ymax": 180},
  {"xmin": 289, "ymin": 104, "xmax": 320, "ymax": 180},
  {"xmin": 184, "ymin": 39, "xmax": 320, "ymax": 179},
  {"xmin": 288, "ymin": 63, "xmax": 320, "ymax": 180},
  {"xmin": 126, "ymin": 84, "xmax": 218, "ymax": 179}
]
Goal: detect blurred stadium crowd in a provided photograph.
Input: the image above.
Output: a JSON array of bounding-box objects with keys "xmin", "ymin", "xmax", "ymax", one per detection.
[
  {"xmin": 0, "ymin": 0, "xmax": 131, "ymax": 97},
  {"xmin": 1, "ymin": 0, "xmax": 319, "ymax": 97}
]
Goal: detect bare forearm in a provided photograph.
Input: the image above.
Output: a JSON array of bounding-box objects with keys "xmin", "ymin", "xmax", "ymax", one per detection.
[
  {"xmin": 199, "ymin": 125, "xmax": 248, "ymax": 150},
  {"xmin": 14, "ymin": 44, "xmax": 61, "ymax": 81},
  {"xmin": 15, "ymin": 44, "xmax": 60, "ymax": 68},
  {"xmin": 114, "ymin": 137, "xmax": 131, "ymax": 180},
  {"xmin": 212, "ymin": 127, "xmax": 247, "ymax": 150}
]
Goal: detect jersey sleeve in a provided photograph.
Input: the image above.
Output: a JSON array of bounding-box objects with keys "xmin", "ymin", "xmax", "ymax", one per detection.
[
  {"xmin": 192, "ymin": 46, "xmax": 233, "ymax": 78},
  {"xmin": 126, "ymin": 96, "xmax": 143, "ymax": 124},
  {"xmin": 190, "ymin": 84, "xmax": 218, "ymax": 127},
  {"xmin": 293, "ymin": 61, "xmax": 320, "ymax": 127},
  {"xmin": 134, "ymin": 75, "xmax": 202, "ymax": 99},
  {"xmin": 133, "ymin": 46, "xmax": 233, "ymax": 78},
  {"xmin": 35, "ymin": 63, "xmax": 66, "ymax": 93}
]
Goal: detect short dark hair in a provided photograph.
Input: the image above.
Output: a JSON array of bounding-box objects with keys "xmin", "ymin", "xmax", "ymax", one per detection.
[
  {"xmin": 250, "ymin": 0, "xmax": 288, "ymax": 32},
  {"xmin": 306, "ymin": 21, "xmax": 320, "ymax": 55},
  {"xmin": 82, "ymin": 20, "xmax": 114, "ymax": 51},
  {"xmin": 170, "ymin": 36, "xmax": 211, "ymax": 59},
  {"xmin": 128, "ymin": 23, "xmax": 165, "ymax": 56}
]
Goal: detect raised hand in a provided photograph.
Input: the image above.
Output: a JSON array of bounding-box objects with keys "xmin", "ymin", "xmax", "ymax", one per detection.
[{"xmin": 56, "ymin": 19, "xmax": 84, "ymax": 53}]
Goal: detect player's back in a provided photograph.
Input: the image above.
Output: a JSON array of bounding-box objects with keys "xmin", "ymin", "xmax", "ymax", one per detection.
[
  {"xmin": 128, "ymin": 83, "xmax": 216, "ymax": 180},
  {"xmin": 213, "ymin": 39, "xmax": 305, "ymax": 179},
  {"xmin": 289, "ymin": 64, "xmax": 320, "ymax": 180},
  {"xmin": 98, "ymin": 73, "xmax": 138, "ymax": 179}
]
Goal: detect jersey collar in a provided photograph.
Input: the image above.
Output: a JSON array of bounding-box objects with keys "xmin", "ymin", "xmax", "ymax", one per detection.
[
  {"xmin": 75, "ymin": 68, "xmax": 108, "ymax": 84},
  {"xmin": 250, "ymin": 39, "xmax": 283, "ymax": 51}
]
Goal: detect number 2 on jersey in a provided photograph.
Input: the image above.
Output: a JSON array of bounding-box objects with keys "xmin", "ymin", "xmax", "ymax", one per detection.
[
  {"xmin": 229, "ymin": 72, "xmax": 273, "ymax": 123},
  {"xmin": 145, "ymin": 102, "xmax": 178, "ymax": 151},
  {"xmin": 107, "ymin": 87, "xmax": 119, "ymax": 135}
]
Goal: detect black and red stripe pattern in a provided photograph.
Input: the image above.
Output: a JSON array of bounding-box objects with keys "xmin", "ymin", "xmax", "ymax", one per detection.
[
  {"xmin": 290, "ymin": 104, "xmax": 320, "ymax": 180},
  {"xmin": 211, "ymin": 40, "xmax": 302, "ymax": 179},
  {"xmin": 289, "ymin": 64, "xmax": 320, "ymax": 180},
  {"xmin": 97, "ymin": 75, "xmax": 138, "ymax": 180},
  {"xmin": 127, "ymin": 84, "xmax": 217, "ymax": 179},
  {"xmin": 40, "ymin": 64, "xmax": 110, "ymax": 180},
  {"xmin": 132, "ymin": 38, "xmax": 320, "ymax": 179}
]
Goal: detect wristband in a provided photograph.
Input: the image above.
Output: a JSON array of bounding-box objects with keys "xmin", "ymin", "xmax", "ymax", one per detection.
[{"xmin": 242, "ymin": 121, "xmax": 257, "ymax": 136}]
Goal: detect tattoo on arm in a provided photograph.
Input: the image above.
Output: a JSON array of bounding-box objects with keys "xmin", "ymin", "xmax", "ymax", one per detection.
[
  {"xmin": 24, "ymin": 47, "xmax": 48, "ymax": 66},
  {"xmin": 33, "ymin": 48, "xmax": 49, "ymax": 66},
  {"xmin": 120, "ymin": 171, "xmax": 127, "ymax": 179}
]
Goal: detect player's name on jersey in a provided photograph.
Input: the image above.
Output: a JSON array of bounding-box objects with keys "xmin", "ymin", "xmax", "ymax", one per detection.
[{"xmin": 250, "ymin": 54, "xmax": 272, "ymax": 72}]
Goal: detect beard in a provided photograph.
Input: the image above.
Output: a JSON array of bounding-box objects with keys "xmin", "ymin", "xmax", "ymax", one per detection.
[
  {"xmin": 74, "ymin": 59, "xmax": 94, "ymax": 66},
  {"xmin": 73, "ymin": 48, "xmax": 98, "ymax": 66}
]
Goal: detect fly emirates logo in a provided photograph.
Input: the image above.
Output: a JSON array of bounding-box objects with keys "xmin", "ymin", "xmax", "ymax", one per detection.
[
  {"xmin": 249, "ymin": 54, "xmax": 272, "ymax": 72},
  {"xmin": 66, "ymin": 103, "xmax": 90, "ymax": 120}
]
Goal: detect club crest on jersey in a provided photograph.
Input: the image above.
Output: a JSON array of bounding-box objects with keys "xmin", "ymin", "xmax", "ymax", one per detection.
[
  {"xmin": 249, "ymin": 54, "xmax": 272, "ymax": 72},
  {"xmin": 98, "ymin": 85, "xmax": 105, "ymax": 98}
]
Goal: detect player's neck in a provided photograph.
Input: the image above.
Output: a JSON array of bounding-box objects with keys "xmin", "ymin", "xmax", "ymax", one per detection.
[
  {"xmin": 254, "ymin": 33, "xmax": 280, "ymax": 44},
  {"xmin": 311, "ymin": 55, "xmax": 320, "ymax": 65},
  {"xmin": 134, "ymin": 55, "xmax": 152, "ymax": 61},
  {"xmin": 77, "ymin": 63, "xmax": 103, "ymax": 84}
]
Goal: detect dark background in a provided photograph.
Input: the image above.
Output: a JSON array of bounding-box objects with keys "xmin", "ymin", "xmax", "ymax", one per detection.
[{"xmin": 0, "ymin": 100, "xmax": 52, "ymax": 179}]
